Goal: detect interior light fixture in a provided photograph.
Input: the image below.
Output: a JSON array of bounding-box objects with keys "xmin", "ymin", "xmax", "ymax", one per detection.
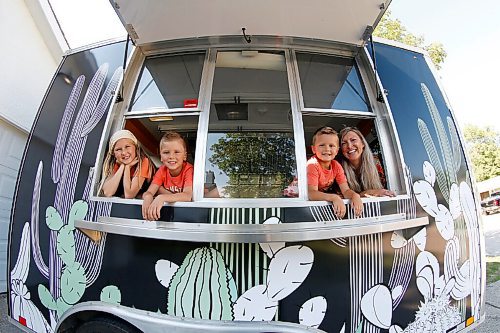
[{"xmin": 149, "ymin": 116, "xmax": 174, "ymax": 122}]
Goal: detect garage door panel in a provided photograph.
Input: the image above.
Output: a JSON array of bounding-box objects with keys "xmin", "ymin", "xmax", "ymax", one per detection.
[
  {"xmin": 0, "ymin": 173, "xmax": 16, "ymax": 199},
  {"xmin": 0, "ymin": 121, "xmax": 27, "ymax": 292},
  {"xmin": 0, "ymin": 120, "xmax": 25, "ymax": 171}
]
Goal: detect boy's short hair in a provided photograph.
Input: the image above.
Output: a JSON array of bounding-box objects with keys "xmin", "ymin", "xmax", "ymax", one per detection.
[
  {"xmin": 311, "ymin": 126, "xmax": 338, "ymax": 145},
  {"xmin": 160, "ymin": 131, "xmax": 187, "ymax": 151}
]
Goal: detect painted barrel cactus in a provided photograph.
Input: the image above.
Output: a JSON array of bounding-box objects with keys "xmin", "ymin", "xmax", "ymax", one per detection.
[{"xmin": 167, "ymin": 247, "xmax": 237, "ymax": 320}]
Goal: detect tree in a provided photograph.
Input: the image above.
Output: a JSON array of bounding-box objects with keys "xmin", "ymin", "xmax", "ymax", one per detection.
[
  {"xmin": 209, "ymin": 133, "xmax": 296, "ymax": 198},
  {"xmin": 463, "ymin": 125, "xmax": 500, "ymax": 182},
  {"xmin": 374, "ymin": 11, "xmax": 447, "ymax": 69}
]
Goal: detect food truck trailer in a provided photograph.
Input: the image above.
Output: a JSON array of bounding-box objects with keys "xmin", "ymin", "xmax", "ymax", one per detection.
[{"xmin": 7, "ymin": 0, "xmax": 486, "ymax": 332}]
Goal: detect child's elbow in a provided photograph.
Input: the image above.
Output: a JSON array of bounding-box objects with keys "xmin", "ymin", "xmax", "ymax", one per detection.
[{"xmin": 102, "ymin": 190, "xmax": 114, "ymax": 198}]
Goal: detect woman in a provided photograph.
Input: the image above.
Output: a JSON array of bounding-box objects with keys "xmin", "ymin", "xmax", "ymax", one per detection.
[
  {"xmin": 100, "ymin": 129, "xmax": 154, "ymax": 198},
  {"xmin": 339, "ymin": 127, "xmax": 395, "ymax": 197}
]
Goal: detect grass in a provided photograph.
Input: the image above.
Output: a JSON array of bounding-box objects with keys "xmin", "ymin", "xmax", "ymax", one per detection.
[{"xmin": 486, "ymin": 260, "xmax": 500, "ymax": 284}]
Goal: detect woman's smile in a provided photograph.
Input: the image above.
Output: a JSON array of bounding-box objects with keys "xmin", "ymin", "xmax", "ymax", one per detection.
[{"xmin": 341, "ymin": 131, "xmax": 365, "ymax": 164}]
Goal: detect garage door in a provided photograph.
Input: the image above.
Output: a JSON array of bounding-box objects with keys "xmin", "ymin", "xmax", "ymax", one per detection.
[{"xmin": 0, "ymin": 118, "xmax": 27, "ymax": 292}]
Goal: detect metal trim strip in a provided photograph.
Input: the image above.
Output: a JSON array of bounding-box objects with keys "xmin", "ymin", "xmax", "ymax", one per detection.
[{"xmin": 75, "ymin": 214, "xmax": 428, "ymax": 243}]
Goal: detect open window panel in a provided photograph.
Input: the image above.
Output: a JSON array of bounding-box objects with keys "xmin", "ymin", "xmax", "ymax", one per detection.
[
  {"xmin": 302, "ymin": 114, "xmax": 392, "ymax": 193},
  {"xmin": 128, "ymin": 52, "xmax": 206, "ymax": 113},
  {"xmin": 295, "ymin": 52, "xmax": 371, "ymax": 113},
  {"xmin": 124, "ymin": 115, "xmax": 199, "ymax": 169},
  {"xmin": 204, "ymin": 50, "xmax": 298, "ymax": 199}
]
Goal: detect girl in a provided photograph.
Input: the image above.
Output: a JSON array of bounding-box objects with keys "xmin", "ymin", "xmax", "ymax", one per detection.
[{"xmin": 100, "ymin": 130, "xmax": 154, "ymax": 198}]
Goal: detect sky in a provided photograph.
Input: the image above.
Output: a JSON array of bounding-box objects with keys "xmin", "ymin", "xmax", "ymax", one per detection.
[{"xmin": 49, "ymin": 0, "xmax": 500, "ymax": 132}]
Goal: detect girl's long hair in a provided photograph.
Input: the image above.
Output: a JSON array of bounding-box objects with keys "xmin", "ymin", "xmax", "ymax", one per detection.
[
  {"xmin": 98, "ymin": 142, "xmax": 154, "ymax": 195},
  {"xmin": 339, "ymin": 127, "xmax": 382, "ymax": 193}
]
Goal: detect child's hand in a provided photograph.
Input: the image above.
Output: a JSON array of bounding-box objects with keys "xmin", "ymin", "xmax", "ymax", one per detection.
[
  {"xmin": 331, "ymin": 195, "xmax": 347, "ymax": 218},
  {"xmin": 146, "ymin": 196, "xmax": 165, "ymax": 221},
  {"xmin": 351, "ymin": 194, "xmax": 363, "ymax": 217},
  {"xmin": 128, "ymin": 157, "xmax": 139, "ymax": 167},
  {"xmin": 142, "ymin": 194, "xmax": 153, "ymax": 220}
]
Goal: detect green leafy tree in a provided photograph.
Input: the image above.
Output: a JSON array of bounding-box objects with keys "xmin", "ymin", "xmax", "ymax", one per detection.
[
  {"xmin": 209, "ymin": 133, "xmax": 296, "ymax": 198},
  {"xmin": 463, "ymin": 125, "xmax": 500, "ymax": 182},
  {"xmin": 374, "ymin": 11, "xmax": 447, "ymax": 69}
]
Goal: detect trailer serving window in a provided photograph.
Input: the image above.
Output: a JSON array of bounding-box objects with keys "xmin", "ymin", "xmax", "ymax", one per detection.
[
  {"xmin": 94, "ymin": 52, "xmax": 207, "ymax": 198},
  {"xmin": 95, "ymin": 47, "xmax": 406, "ymax": 202},
  {"xmin": 204, "ymin": 51, "xmax": 297, "ymax": 198},
  {"xmin": 294, "ymin": 51, "xmax": 405, "ymax": 196}
]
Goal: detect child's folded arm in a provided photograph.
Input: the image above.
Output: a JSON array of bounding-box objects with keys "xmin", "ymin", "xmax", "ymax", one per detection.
[
  {"xmin": 162, "ymin": 186, "xmax": 193, "ymax": 203},
  {"xmin": 339, "ymin": 183, "xmax": 363, "ymax": 217}
]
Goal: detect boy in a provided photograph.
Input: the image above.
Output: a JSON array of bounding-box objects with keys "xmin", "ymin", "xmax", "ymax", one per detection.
[
  {"xmin": 142, "ymin": 131, "xmax": 193, "ymax": 220},
  {"xmin": 307, "ymin": 126, "xmax": 363, "ymax": 218}
]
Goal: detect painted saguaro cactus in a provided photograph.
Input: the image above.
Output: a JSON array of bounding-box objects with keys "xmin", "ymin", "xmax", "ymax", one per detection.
[{"xmin": 9, "ymin": 63, "xmax": 122, "ymax": 330}]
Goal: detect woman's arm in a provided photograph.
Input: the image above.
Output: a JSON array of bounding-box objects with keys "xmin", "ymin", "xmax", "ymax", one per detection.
[
  {"xmin": 360, "ymin": 188, "xmax": 396, "ymax": 197},
  {"xmin": 101, "ymin": 164, "xmax": 125, "ymax": 197}
]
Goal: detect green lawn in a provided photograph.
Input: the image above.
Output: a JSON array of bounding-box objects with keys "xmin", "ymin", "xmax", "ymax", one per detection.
[{"xmin": 486, "ymin": 261, "xmax": 500, "ymax": 284}]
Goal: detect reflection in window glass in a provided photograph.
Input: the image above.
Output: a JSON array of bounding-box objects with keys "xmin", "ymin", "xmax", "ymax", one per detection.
[
  {"xmin": 130, "ymin": 53, "xmax": 205, "ymax": 111},
  {"xmin": 296, "ymin": 53, "xmax": 370, "ymax": 111},
  {"xmin": 205, "ymin": 51, "xmax": 297, "ymax": 198},
  {"xmin": 206, "ymin": 132, "xmax": 296, "ymax": 198}
]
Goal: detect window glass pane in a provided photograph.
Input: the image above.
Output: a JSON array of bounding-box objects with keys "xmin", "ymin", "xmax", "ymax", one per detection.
[
  {"xmin": 130, "ymin": 53, "xmax": 205, "ymax": 111},
  {"xmin": 205, "ymin": 51, "xmax": 297, "ymax": 198},
  {"xmin": 296, "ymin": 53, "xmax": 370, "ymax": 111}
]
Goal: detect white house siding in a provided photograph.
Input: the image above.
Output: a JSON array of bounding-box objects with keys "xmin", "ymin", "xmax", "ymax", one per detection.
[{"xmin": 0, "ymin": 0, "xmax": 60, "ymax": 292}]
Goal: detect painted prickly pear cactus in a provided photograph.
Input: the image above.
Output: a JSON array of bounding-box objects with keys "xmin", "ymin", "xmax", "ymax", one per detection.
[
  {"xmin": 166, "ymin": 247, "xmax": 237, "ymax": 320},
  {"xmin": 38, "ymin": 201, "xmax": 88, "ymax": 317},
  {"xmin": 38, "ymin": 201, "xmax": 122, "ymax": 317}
]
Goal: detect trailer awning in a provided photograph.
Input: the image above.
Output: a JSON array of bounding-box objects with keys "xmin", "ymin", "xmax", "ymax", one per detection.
[{"xmin": 110, "ymin": 0, "xmax": 391, "ymax": 47}]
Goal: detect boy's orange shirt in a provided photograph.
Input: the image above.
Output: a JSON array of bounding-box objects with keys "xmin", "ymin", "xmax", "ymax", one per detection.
[
  {"xmin": 306, "ymin": 156, "xmax": 347, "ymax": 192},
  {"xmin": 152, "ymin": 162, "xmax": 193, "ymax": 194}
]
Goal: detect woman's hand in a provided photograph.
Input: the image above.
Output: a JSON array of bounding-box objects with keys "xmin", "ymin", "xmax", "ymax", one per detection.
[{"xmin": 362, "ymin": 189, "xmax": 396, "ymax": 197}]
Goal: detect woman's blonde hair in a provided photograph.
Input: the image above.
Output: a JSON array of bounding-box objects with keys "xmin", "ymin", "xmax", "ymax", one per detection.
[
  {"xmin": 99, "ymin": 130, "xmax": 154, "ymax": 194},
  {"xmin": 339, "ymin": 127, "xmax": 382, "ymax": 193}
]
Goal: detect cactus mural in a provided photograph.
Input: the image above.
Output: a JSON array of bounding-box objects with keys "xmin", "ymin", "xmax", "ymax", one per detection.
[
  {"xmin": 10, "ymin": 63, "xmax": 122, "ymax": 331},
  {"xmin": 11, "ymin": 223, "xmax": 51, "ymax": 333},
  {"xmin": 167, "ymin": 247, "xmax": 237, "ymax": 320},
  {"xmin": 416, "ymin": 83, "xmax": 481, "ymax": 319},
  {"xmin": 38, "ymin": 201, "xmax": 89, "ymax": 318},
  {"xmin": 155, "ymin": 216, "xmax": 318, "ymax": 327}
]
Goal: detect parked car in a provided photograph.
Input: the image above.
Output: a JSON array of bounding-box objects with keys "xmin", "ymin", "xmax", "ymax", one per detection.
[{"xmin": 481, "ymin": 191, "xmax": 500, "ymax": 215}]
